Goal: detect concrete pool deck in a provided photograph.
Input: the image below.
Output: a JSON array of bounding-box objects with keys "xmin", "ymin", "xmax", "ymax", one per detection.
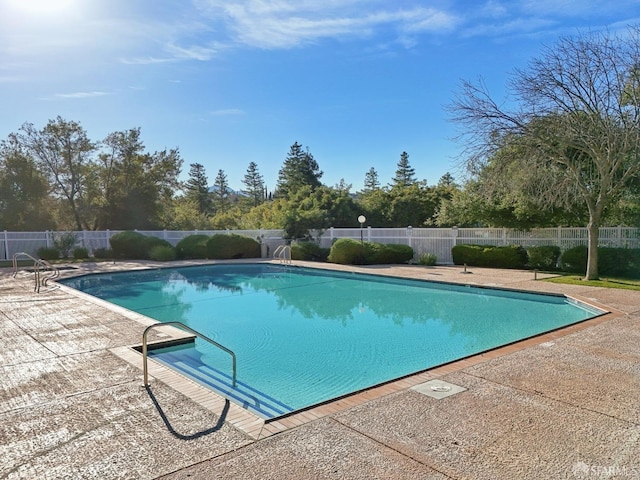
[{"xmin": 1, "ymin": 260, "xmax": 639, "ymax": 479}]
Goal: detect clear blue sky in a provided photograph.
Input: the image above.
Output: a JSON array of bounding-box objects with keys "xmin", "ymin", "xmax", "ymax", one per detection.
[{"xmin": 1, "ymin": 1, "xmax": 639, "ymax": 193}]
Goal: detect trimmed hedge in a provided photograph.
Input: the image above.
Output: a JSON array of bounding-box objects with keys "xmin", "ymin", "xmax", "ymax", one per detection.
[
  {"xmin": 328, "ymin": 238, "xmax": 414, "ymax": 265},
  {"xmin": 93, "ymin": 247, "xmax": 114, "ymax": 259},
  {"xmin": 451, "ymin": 244, "xmax": 528, "ymax": 269},
  {"xmin": 73, "ymin": 247, "xmax": 89, "ymax": 260},
  {"xmin": 149, "ymin": 245, "xmax": 177, "ymax": 262},
  {"xmin": 176, "ymin": 234, "xmax": 209, "ymax": 259},
  {"xmin": 327, "ymin": 238, "xmax": 364, "ymax": 264},
  {"xmin": 599, "ymin": 248, "xmax": 640, "ymax": 278},
  {"xmin": 526, "ymin": 245, "xmax": 561, "ymax": 270},
  {"xmin": 291, "ymin": 242, "xmax": 330, "ymax": 261},
  {"xmin": 559, "ymin": 245, "xmax": 587, "ymax": 273},
  {"xmin": 109, "ymin": 231, "xmax": 173, "ymax": 259},
  {"xmin": 561, "ymin": 246, "xmax": 640, "ymax": 278},
  {"xmin": 364, "ymin": 242, "xmax": 414, "ymax": 264},
  {"xmin": 37, "ymin": 246, "xmax": 60, "ymax": 261},
  {"xmin": 206, "ymin": 234, "xmax": 260, "ymax": 259}
]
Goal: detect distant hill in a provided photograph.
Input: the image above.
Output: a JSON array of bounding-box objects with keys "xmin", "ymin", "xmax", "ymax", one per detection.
[{"xmin": 208, "ymin": 185, "xmax": 248, "ymax": 197}]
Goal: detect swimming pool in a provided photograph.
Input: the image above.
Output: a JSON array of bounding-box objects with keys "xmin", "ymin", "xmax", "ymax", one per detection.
[{"xmin": 61, "ymin": 264, "xmax": 604, "ymax": 418}]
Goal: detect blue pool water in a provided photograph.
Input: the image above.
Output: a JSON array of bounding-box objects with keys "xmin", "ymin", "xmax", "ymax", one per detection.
[{"xmin": 61, "ymin": 264, "xmax": 603, "ymax": 418}]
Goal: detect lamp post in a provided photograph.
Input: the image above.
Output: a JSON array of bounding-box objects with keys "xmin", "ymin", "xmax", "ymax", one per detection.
[{"xmin": 358, "ymin": 215, "xmax": 366, "ymax": 244}]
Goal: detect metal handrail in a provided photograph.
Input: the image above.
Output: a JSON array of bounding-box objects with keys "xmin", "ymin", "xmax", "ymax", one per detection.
[
  {"xmin": 273, "ymin": 245, "xmax": 291, "ymax": 264},
  {"xmin": 12, "ymin": 252, "xmax": 59, "ymax": 293},
  {"xmin": 142, "ymin": 321, "xmax": 237, "ymax": 387}
]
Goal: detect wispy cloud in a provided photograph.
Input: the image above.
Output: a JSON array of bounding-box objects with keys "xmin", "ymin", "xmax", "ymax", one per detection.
[
  {"xmin": 50, "ymin": 91, "xmax": 111, "ymax": 100},
  {"xmin": 195, "ymin": 0, "xmax": 459, "ymax": 49},
  {"xmin": 119, "ymin": 56, "xmax": 176, "ymax": 65}
]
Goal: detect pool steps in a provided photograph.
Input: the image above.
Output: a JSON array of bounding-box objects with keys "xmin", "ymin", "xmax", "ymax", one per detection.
[{"xmin": 148, "ymin": 346, "xmax": 293, "ymax": 419}]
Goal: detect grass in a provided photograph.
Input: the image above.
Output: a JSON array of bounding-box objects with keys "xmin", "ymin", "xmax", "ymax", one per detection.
[{"xmin": 543, "ymin": 274, "xmax": 640, "ymax": 290}]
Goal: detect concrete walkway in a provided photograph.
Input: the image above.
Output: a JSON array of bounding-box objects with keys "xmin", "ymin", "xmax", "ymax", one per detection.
[{"xmin": 1, "ymin": 261, "xmax": 639, "ymax": 479}]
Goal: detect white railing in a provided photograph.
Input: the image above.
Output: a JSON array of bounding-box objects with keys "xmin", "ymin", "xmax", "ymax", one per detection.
[{"xmin": 1, "ymin": 226, "xmax": 638, "ymax": 265}]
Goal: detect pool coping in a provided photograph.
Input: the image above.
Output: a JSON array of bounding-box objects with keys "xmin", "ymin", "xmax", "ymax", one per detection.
[{"xmin": 57, "ymin": 261, "xmax": 622, "ymax": 440}]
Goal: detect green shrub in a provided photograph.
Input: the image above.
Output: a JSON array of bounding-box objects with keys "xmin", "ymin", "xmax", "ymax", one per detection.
[
  {"xmin": 93, "ymin": 248, "xmax": 114, "ymax": 259},
  {"xmin": 559, "ymin": 245, "xmax": 588, "ymax": 273},
  {"xmin": 418, "ymin": 252, "xmax": 437, "ymax": 266},
  {"xmin": 53, "ymin": 232, "xmax": 78, "ymax": 258},
  {"xmin": 327, "ymin": 238, "xmax": 365, "ymax": 264},
  {"xmin": 176, "ymin": 234, "xmax": 210, "ymax": 259},
  {"xmin": 206, "ymin": 234, "xmax": 260, "ymax": 259},
  {"xmin": 560, "ymin": 246, "xmax": 640, "ymax": 278},
  {"xmin": 364, "ymin": 243, "xmax": 414, "ymax": 264},
  {"xmin": 73, "ymin": 247, "xmax": 89, "ymax": 260},
  {"xmin": 37, "ymin": 246, "xmax": 60, "ymax": 261},
  {"xmin": 291, "ymin": 242, "xmax": 329, "ymax": 261},
  {"xmin": 452, "ymin": 244, "xmax": 527, "ymax": 268},
  {"xmin": 526, "ymin": 245, "xmax": 561, "ymax": 270},
  {"xmin": 149, "ymin": 245, "xmax": 177, "ymax": 262},
  {"xmin": 110, "ymin": 231, "xmax": 149, "ymax": 258},
  {"xmin": 328, "ymin": 239, "xmax": 414, "ymax": 265},
  {"xmin": 598, "ymin": 248, "xmax": 640, "ymax": 278},
  {"xmin": 451, "ymin": 244, "xmax": 484, "ymax": 266},
  {"xmin": 109, "ymin": 231, "xmax": 172, "ymax": 259}
]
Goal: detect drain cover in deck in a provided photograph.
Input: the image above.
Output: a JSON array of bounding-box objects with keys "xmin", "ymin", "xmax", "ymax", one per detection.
[{"xmin": 411, "ymin": 380, "xmax": 467, "ymax": 399}]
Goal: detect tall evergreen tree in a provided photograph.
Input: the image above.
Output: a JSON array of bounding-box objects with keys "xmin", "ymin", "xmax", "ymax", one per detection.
[
  {"xmin": 391, "ymin": 151, "xmax": 416, "ymax": 188},
  {"xmin": 276, "ymin": 142, "xmax": 322, "ymax": 198},
  {"xmin": 185, "ymin": 163, "xmax": 211, "ymax": 215},
  {"xmin": 242, "ymin": 161, "xmax": 265, "ymax": 207},
  {"xmin": 363, "ymin": 167, "xmax": 380, "ymax": 193},
  {"xmin": 212, "ymin": 169, "xmax": 229, "ymax": 213}
]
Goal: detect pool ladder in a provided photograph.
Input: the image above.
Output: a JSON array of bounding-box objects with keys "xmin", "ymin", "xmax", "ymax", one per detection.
[
  {"xmin": 12, "ymin": 252, "xmax": 60, "ymax": 293},
  {"xmin": 142, "ymin": 321, "xmax": 237, "ymax": 387},
  {"xmin": 273, "ymin": 244, "xmax": 291, "ymax": 264}
]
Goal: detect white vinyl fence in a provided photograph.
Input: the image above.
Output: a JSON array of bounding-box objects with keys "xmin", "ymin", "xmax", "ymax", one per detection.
[{"xmin": 2, "ymin": 227, "xmax": 639, "ymax": 265}]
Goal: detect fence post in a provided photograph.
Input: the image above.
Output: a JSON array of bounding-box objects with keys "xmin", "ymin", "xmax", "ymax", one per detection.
[
  {"xmin": 557, "ymin": 226, "xmax": 562, "ymax": 248},
  {"xmin": 106, "ymin": 229, "xmax": 110, "ymax": 250},
  {"xmin": 617, "ymin": 225, "xmax": 622, "ymax": 248},
  {"xmin": 407, "ymin": 225, "xmax": 413, "ymax": 247},
  {"xmin": 367, "ymin": 226, "xmax": 371, "ymax": 242}
]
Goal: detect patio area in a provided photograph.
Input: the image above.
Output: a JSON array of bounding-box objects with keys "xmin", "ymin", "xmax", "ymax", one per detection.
[{"xmin": 1, "ymin": 260, "xmax": 639, "ymax": 479}]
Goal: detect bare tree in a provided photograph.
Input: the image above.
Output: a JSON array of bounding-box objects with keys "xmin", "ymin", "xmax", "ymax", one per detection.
[{"xmin": 449, "ymin": 27, "xmax": 640, "ymax": 279}]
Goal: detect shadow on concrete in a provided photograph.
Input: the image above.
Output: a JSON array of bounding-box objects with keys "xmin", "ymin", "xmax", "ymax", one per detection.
[{"xmin": 146, "ymin": 386, "xmax": 229, "ymax": 440}]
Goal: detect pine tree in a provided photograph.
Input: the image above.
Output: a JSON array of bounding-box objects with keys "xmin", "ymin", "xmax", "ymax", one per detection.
[
  {"xmin": 391, "ymin": 151, "xmax": 416, "ymax": 188},
  {"xmin": 185, "ymin": 163, "xmax": 211, "ymax": 215},
  {"xmin": 363, "ymin": 167, "xmax": 380, "ymax": 193},
  {"xmin": 242, "ymin": 161, "xmax": 265, "ymax": 207},
  {"xmin": 276, "ymin": 142, "xmax": 323, "ymax": 198},
  {"xmin": 212, "ymin": 169, "xmax": 229, "ymax": 213},
  {"xmin": 437, "ymin": 172, "xmax": 456, "ymax": 188}
]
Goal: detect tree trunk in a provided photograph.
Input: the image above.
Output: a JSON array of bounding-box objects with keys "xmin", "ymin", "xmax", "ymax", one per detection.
[{"xmin": 585, "ymin": 221, "xmax": 599, "ymax": 280}]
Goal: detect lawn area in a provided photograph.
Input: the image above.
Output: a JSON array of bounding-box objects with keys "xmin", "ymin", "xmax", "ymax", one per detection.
[{"xmin": 544, "ymin": 274, "xmax": 640, "ymax": 291}]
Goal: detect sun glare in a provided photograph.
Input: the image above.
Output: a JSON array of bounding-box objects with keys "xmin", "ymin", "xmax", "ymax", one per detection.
[{"xmin": 7, "ymin": 0, "xmax": 74, "ymax": 15}]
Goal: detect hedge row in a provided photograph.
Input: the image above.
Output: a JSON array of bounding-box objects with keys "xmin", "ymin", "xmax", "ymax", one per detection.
[
  {"xmin": 452, "ymin": 243, "xmax": 640, "ymax": 277},
  {"xmin": 107, "ymin": 231, "xmax": 260, "ymax": 261},
  {"xmin": 327, "ymin": 238, "xmax": 414, "ymax": 265},
  {"xmin": 559, "ymin": 245, "xmax": 640, "ymax": 278},
  {"xmin": 291, "ymin": 242, "xmax": 330, "ymax": 261},
  {"xmin": 452, "ymin": 244, "xmax": 560, "ymax": 270},
  {"xmin": 452, "ymin": 244, "xmax": 529, "ymax": 269}
]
